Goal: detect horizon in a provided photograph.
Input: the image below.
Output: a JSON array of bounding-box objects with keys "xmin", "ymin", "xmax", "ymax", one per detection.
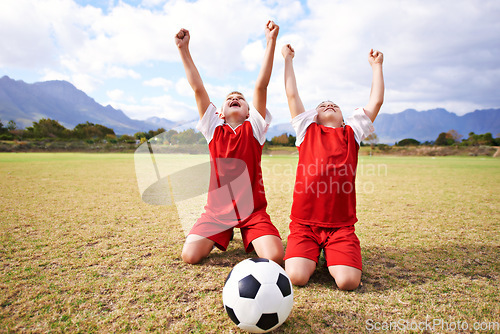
[{"xmin": 2, "ymin": 74, "xmax": 499, "ymax": 129}]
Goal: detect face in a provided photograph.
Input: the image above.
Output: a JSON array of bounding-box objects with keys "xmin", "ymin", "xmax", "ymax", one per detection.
[
  {"xmin": 316, "ymin": 101, "xmax": 344, "ymax": 127},
  {"xmin": 221, "ymin": 93, "xmax": 250, "ymax": 121}
]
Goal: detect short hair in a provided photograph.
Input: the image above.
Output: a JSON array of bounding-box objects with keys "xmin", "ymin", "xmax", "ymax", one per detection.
[
  {"xmin": 316, "ymin": 100, "xmax": 336, "ymax": 109},
  {"xmin": 316, "ymin": 100, "xmax": 345, "ymax": 127},
  {"xmin": 226, "ymin": 91, "xmax": 246, "ymax": 99},
  {"xmin": 222, "ymin": 91, "xmax": 250, "ymax": 112}
]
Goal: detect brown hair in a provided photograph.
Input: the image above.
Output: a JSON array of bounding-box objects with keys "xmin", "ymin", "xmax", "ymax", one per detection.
[
  {"xmin": 226, "ymin": 91, "xmax": 246, "ymax": 99},
  {"xmin": 222, "ymin": 91, "xmax": 250, "ymax": 112}
]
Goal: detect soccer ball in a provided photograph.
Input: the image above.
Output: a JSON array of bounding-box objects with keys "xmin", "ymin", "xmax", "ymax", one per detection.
[{"xmin": 222, "ymin": 258, "xmax": 294, "ymax": 333}]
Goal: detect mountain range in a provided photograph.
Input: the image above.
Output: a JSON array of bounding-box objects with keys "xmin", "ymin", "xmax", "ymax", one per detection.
[
  {"xmin": 0, "ymin": 76, "xmax": 176, "ymax": 135},
  {"xmin": 266, "ymin": 108, "xmax": 500, "ymax": 143},
  {"xmin": 1, "ymin": 75, "xmax": 499, "ymax": 143}
]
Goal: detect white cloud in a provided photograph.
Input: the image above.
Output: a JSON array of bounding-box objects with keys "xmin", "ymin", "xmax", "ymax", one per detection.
[
  {"xmin": 140, "ymin": 94, "xmax": 197, "ymax": 122},
  {"xmin": 107, "ymin": 88, "xmax": 124, "ymax": 101},
  {"xmin": 242, "ymin": 40, "xmax": 265, "ymax": 71},
  {"xmin": 106, "ymin": 66, "xmax": 141, "ymax": 79},
  {"xmin": 270, "ymin": 0, "xmax": 500, "ymax": 116},
  {"xmin": 175, "ymin": 78, "xmax": 193, "ymax": 98},
  {"xmin": 271, "ymin": 0, "xmax": 305, "ymax": 22},
  {"xmin": 1, "ymin": 0, "xmax": 499, "ymax": 123},
  {"xmin": 141, "ymin": 0, "xmax": 167, "ymax": 8},
  {"xmin": 143, "ymin": 77, "xmax": 174, "ymax": 91}
]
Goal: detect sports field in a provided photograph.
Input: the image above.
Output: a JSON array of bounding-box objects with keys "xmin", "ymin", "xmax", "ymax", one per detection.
[{"xmin": 1, "ymin": 153, "xmax": 499, "ymax": 333}]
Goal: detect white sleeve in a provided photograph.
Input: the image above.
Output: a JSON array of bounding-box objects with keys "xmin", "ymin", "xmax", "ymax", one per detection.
[
  {"xmin": 248, "ymin": 108, "xmax": 272, "ymax": 146},
  {"xmin": 291, "ymin": 109, "xmax": 317, "ymax": 146},
  {"xmin": 346, "ymin": 107, "xmax": 375, "ymax": 144},
  {"xmin": 196, "ymin": 103, "xmax": 223, "ymax": 143}
]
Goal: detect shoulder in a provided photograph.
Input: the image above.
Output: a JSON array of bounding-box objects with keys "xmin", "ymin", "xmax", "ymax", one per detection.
[
  {"xmin": 196, "ymin": 103, "xmax": 224, "ymax": 142},
  {"xmin": 248, "ymin": 107, "xmax": 272, "ymax": 146},
  {"xmin": 345, "ymin": 108, "xmax": 374, "ymax": 144},
  {"xmin": 292, "ymin": 109, "xmax": 317, "ymax": 146}
]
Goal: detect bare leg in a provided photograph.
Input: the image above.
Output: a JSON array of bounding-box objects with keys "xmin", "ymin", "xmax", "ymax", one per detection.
[
  {"xmin": 285, "ymin": 257, "xmax": 316, "ymax": 286},
  {"xmin": 328, "ymin": 265, "xmax": 362, "ymax": 291},
  {"xmin": 181, "ymin": 234, "xmax": 215, "ymax": 264},
  {"xmin": 251, "ymin": 235, "xmax": 284, "ymax": 265}
]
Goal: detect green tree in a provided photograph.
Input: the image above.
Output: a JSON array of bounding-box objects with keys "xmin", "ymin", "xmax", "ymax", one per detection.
[
  {"xmin": 25, "ymin": 118, "xmax": 70, "ymax": 139},
  {"xmin": 7, "ymin": 120, "xmax": 17, "ymax": 131},
  {"xmin": 396, "ymin": 138, "xmax": 420, "ymax": 146},
  {"xmin": 118, "ymin": 134, "xmax": 136, "ymax": 143},
  {"xmin": 435, "ymin": 132, "xmax": 455, "ymax": 146},
  {"xmin": 172, "ymin": 128, "xmax": 201, "ymax": 144},
  {"xmin": 164, "ymin": 129, "xmax": 178, "ymax": 142},
  {"xmin": 73, "ymin": 122, "xmax": 115, "ymax": 139},
  {"xmin": 464, "ymin": 132, "xmax": 495, "ymax": 146}
]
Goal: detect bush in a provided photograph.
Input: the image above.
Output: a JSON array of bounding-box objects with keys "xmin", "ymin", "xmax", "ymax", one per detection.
[
  {"xmin": 396, "ymin": 138, "xmax": 420, "ymax": 146},
  {"xmin": 0, "ymin": 133, "xmax": 14, "ymax": 140}
]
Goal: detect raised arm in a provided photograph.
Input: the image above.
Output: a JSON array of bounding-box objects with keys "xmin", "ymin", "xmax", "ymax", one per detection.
[
  {"xmin": 253, "ymin": 21, "xmax": 279, "ymax": 119},
  {"xmin": 364, "ymin": 49, "xmax": 384, "ymax": 123},
  {"xmin": 175, "ymin": 29, "xmax": 210, "ymax": 118},
  {"xmin": 282, "ymin": 44, "xmax": 305, "ymax": 118}
]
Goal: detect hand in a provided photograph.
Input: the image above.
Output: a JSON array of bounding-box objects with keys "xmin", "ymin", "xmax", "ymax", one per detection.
[
  {"xmin": 175, "ymin": 28, "xmax": 190, "ymax": 49},
  {"xmin": 282, "ymin": 44, "xmax": 295, "ymax": 59},
  {"xmin": 265, "ymin": 20, "xmax": 279, "ymax": 42},
  {"xmin": 368, "ymin": 49, "xmax": 383, "ymax": 66}
]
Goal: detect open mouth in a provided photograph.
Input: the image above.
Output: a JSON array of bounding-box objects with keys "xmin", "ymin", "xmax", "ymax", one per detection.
[{"xmin": 230, "ymin": 101, "xmax": 241, "ymax": 107}]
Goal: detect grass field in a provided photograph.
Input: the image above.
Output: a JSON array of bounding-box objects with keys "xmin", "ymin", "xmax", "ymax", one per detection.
[{"xmin": 1, "ymin": 153, "xmax": 499, "ymax": 333}]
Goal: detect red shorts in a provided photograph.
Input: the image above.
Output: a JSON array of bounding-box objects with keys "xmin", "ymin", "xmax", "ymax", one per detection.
[
  {"xmin": 284, "ymin": 221, "xmax": 362, "ymax": 270},
  {"xmin": 189, "ymin": 211, "xmax": 281, "ymax": 252}
]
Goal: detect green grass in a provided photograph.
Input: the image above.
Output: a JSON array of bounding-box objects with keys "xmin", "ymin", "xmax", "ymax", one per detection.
[{"xmin": 0, "ymin": 153, "xmax": 499, "ymax": 333}]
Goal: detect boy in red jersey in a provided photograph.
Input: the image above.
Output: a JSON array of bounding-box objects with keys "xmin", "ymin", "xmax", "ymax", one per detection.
[
  {"xmin": 281, "ymin": 44, "xmax": 384, "ymax": 290},
  {"xmin": 175, "ymin": 21, "xmax": 284, "ymax": 265}
]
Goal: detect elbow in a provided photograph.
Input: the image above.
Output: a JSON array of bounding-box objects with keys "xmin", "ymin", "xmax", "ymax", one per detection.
[
  {"xmin": 372, "ymin": 96, "xmax": 384, "ymax": 109},
  {"xmin": 254, "ymin": 85, "xmax": 267, "ymax": 96},
  {"xmin": 285, "ymin": 91, "xmax": 299, "ymax": 101},
  {"xmin": 192, "ymin": 85, "xmax": 206, "ymax": 96}
]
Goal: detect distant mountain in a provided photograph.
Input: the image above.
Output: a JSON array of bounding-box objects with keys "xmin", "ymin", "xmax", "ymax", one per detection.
[
  {"xmin": 266, "ymin": 108, "xmax": 500, "ymax": 143},
  {"xmin": 143, "ymin": 116, "xmax": 176, "ymax": 131},
  {"xmin": 266, "ymin": 122, "xmax": 295, "ymax": 140},
  {"xmin": 375, "ymin": 108, "xmax": 500, "ymax": 143},
  {"xmin": 1, "ymin": 76, "xmax": 498, "ymax": 142},
  {"xmin": 0, "ymin": 76, "xmax": 174, "ymax": 135}
]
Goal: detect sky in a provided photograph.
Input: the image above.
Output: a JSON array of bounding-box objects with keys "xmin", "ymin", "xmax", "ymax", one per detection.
[{"xmin": 1, "ymin": 0, "xmax": 499, "ymax": 125}]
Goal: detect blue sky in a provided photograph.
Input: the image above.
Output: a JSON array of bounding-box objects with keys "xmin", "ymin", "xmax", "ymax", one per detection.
[{"xmin": 1, "ymin": 0, "xmax": 499, "ymax": 125}]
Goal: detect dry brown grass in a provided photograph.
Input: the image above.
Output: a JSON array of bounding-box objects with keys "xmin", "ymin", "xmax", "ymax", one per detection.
[{"xmin": 0, "ymin": 153, "xmax": 499, "ymax": 333}]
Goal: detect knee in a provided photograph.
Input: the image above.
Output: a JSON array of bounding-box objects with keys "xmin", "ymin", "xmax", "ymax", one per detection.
[
  {"xmin": 181, "ymin": 250, "xmax": 200, "ymax": 264},
  {"xmin": 266, "ymin": 249, "xmax": 285, "ymax": 266},
  {"xmin": 329, "ymin": 265, "xmax": 361, "ymax": 291},
  {"xmin": 286, "ymin": 268, "xmax": 311, "ymax": 286},
  {"xmin": 253, "ymin": 237, "xmax": 284, "ymax": 265},
  {"xmin": 181, "ymin": 235, "xmax": 213, "ymax": 264},
  {"xmin": 181, "ymin": 247, "xmax": 205, "ymax": 265},
  {"xmin": 334, "ymin": 275, "xmax": 361, "ymax": 291}
]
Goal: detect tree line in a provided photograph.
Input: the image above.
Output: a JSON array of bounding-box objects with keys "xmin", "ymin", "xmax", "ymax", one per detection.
[
  {"xmin": 360, "ymin": 130, "xmax": 500, "ymax": 148},
  {"xmin": 394, "ymin": 130, "xmax": 500, "ymax": 147},
  {"xmin": 0, "ymin": 118, "xmax": 206, "ymax": 145},
  {"xmin": 1, "ymin": 118, "xmax": 498, "ymax": 147}
]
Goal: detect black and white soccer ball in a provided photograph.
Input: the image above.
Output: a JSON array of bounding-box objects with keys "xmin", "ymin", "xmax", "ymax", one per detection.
[{"xmin": 222, "ymin": 258, "xmax": 294, "ymax": 333}]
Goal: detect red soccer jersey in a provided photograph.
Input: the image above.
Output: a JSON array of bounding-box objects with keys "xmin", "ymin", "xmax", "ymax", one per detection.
[
  {"xmin": 196, "ymin": 103, "xmax": 271, "ymax": 230},
  {"xmin": 290, "ymin": 108, "xmax": 374, "ymax": 228}
]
